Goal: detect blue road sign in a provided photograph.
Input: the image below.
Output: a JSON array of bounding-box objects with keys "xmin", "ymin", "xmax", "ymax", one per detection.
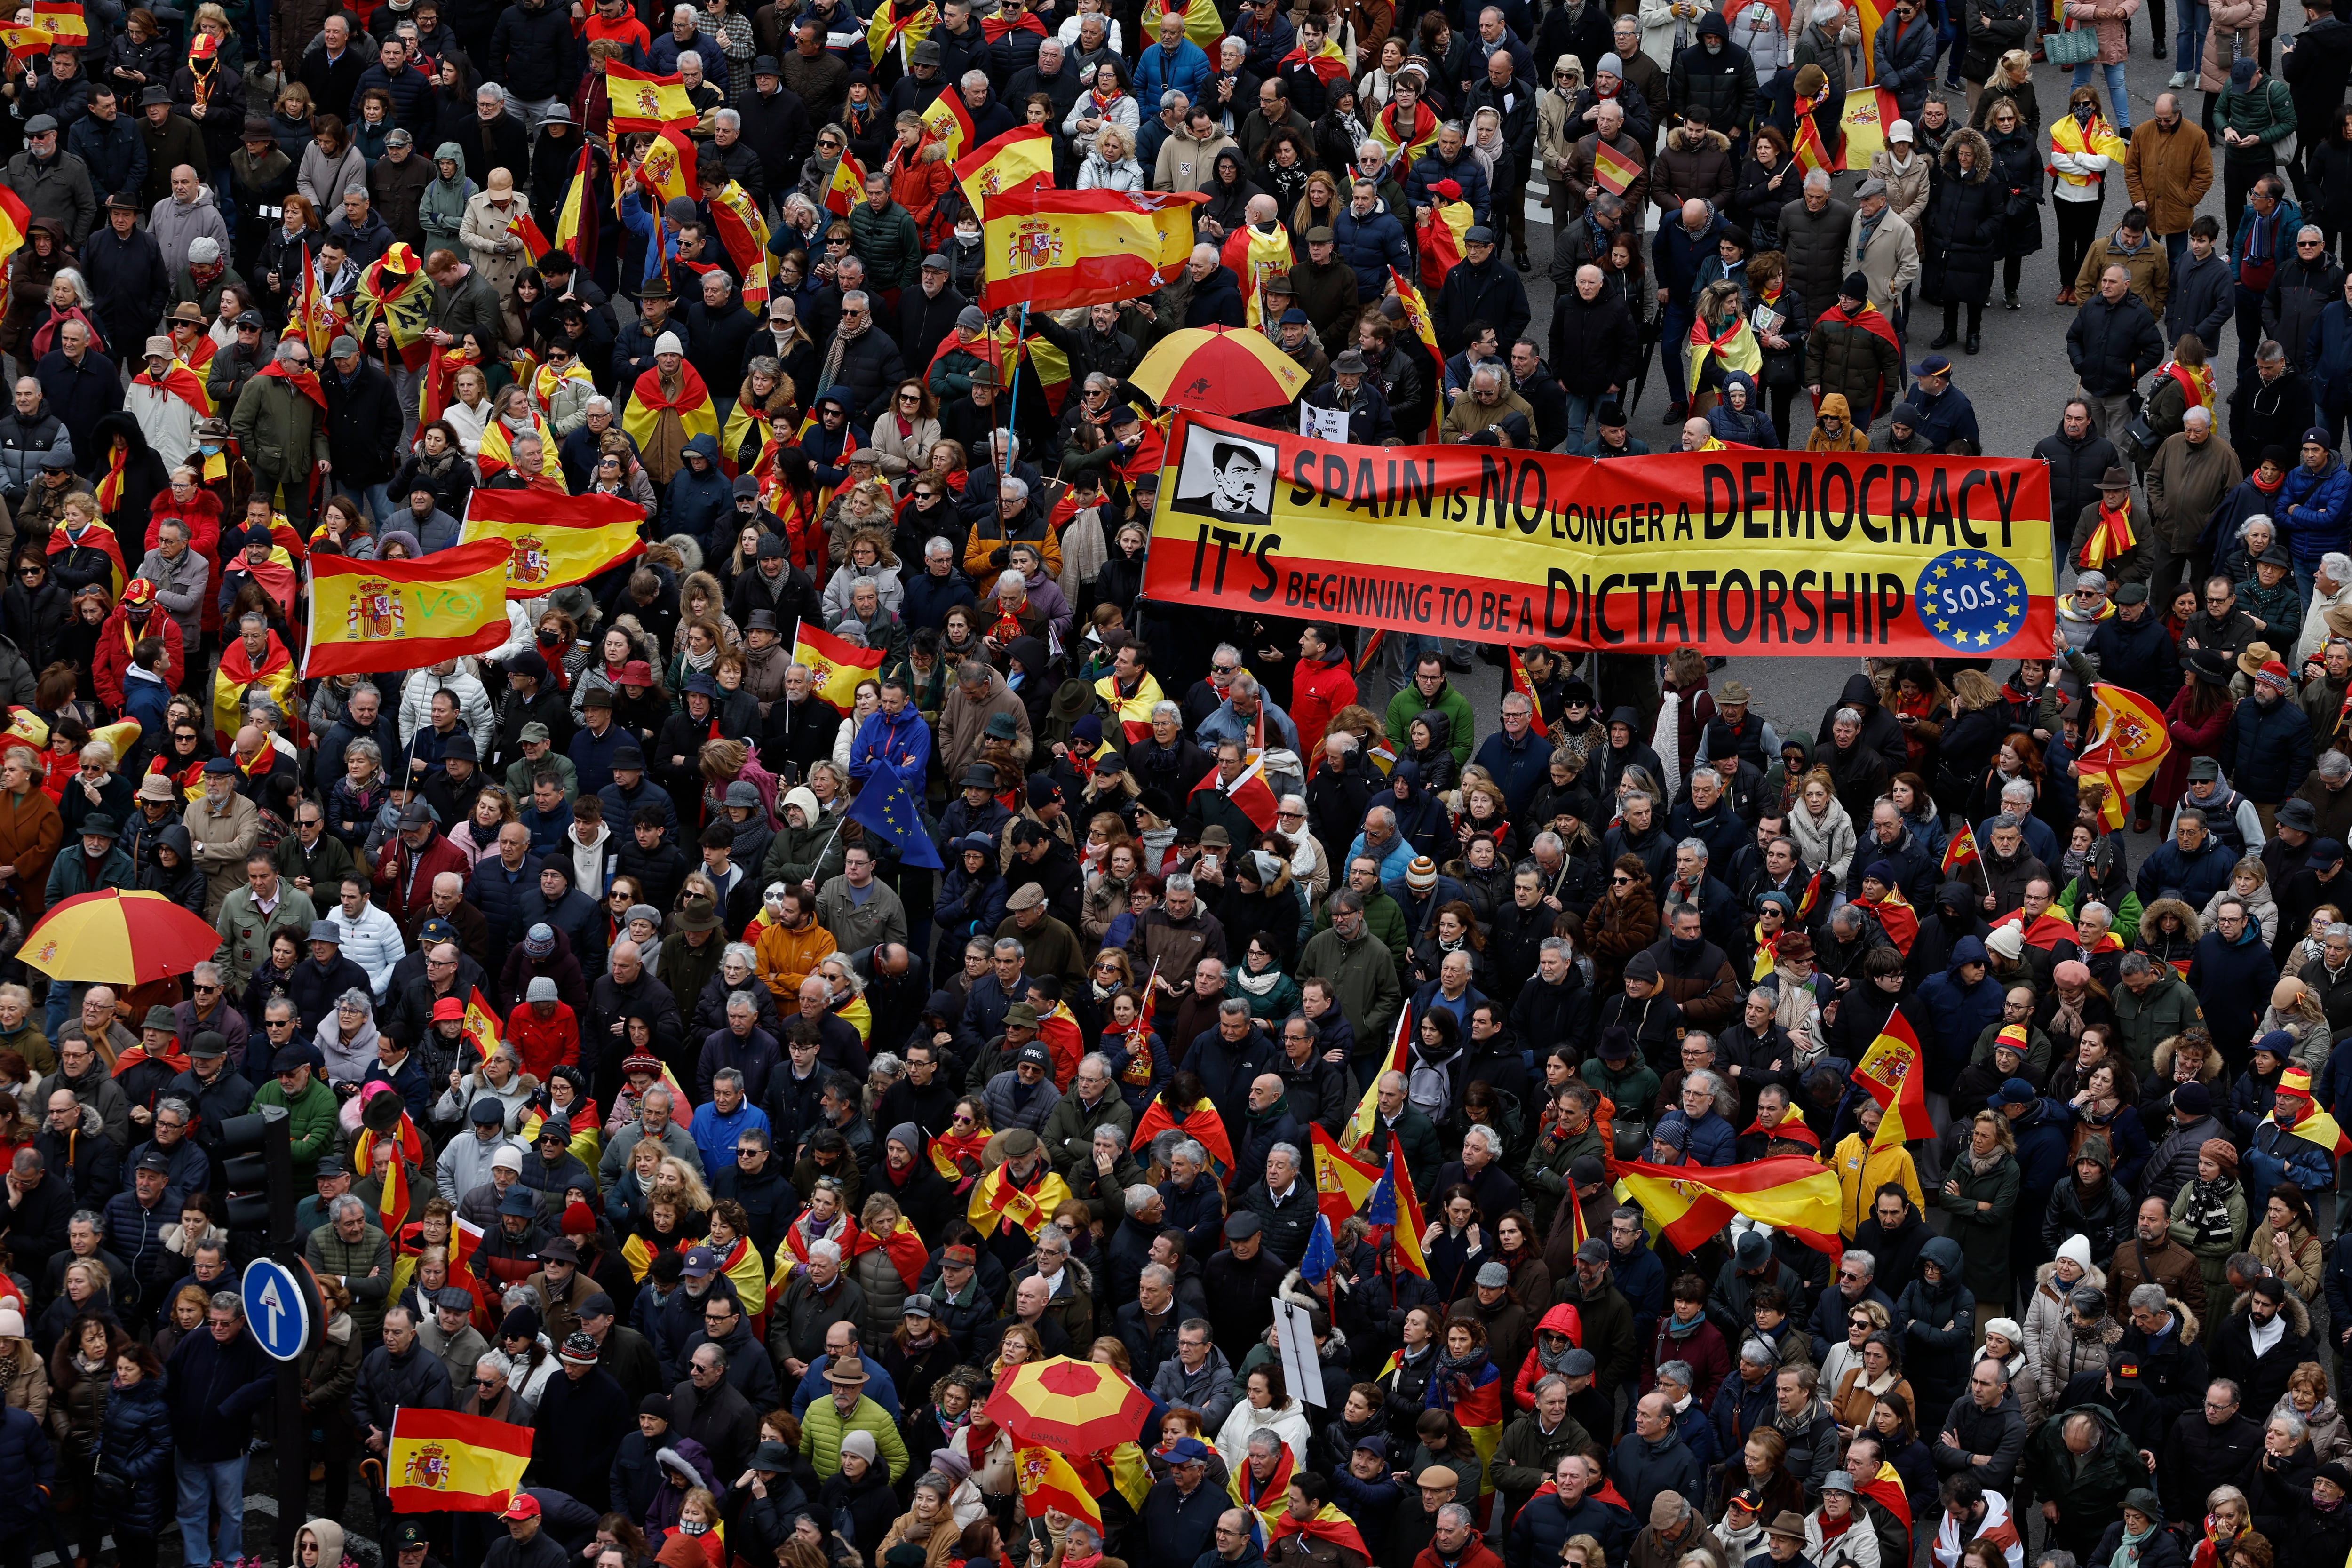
[{"xmin": 241, "ymin": 1258, "xmax": 312, "ymax": 1361}]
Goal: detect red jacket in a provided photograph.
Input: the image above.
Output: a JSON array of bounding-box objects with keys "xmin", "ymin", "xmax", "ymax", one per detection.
[
  {"xmin": 374, "ymin": 828, "xmax": 472, "ymax": 943},
  {"xmin": 93, "ymin": 606, "xmax": 184, "ymax": 711},
  {"xmin": 1413, "ymin": 1535, "xmax": 1502, "ymax": 1568},
  {"xmin": 1291, "ymin": 652, "xmax": 1358, "ymax": 776},
  {"xmin": 504, "ymin": 999, "xmax": 580, "ymax": 1080},
  {"xmin": 1511, "ymin": 1298, "xmax": 1587, "ymax": 1411}
]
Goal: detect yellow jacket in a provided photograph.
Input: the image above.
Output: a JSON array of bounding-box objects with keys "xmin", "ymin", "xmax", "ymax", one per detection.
[
  {"xmin": 1832, "ymin": 1130, "xmax": 1925, "ymax": 1237},
  {"xmin": 757, "ymin": 920, "xmax": 838, "ymax": 1000}
]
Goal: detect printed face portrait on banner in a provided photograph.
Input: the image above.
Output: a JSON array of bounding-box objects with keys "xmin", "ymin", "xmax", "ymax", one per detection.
[{"xmin": 1173, "ymin": 428, "xmax": 1276, "ymax": 523}]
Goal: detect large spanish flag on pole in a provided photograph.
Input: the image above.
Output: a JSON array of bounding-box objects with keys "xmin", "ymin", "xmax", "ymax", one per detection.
[
  {"xmin": 606, "ymin": 60, "xmax": 699, "ymax": 132},
  {"xmin": 2077, "ymin": 682, "xmax": 2170, "ymax": 830},
  {"xmin": 1852, "ymin": 1010, "xmax": 1931, "ymax": 1151},
  {"xmin": 791, "ymin": 618, "xmax": 885, "ymax": 713},
  {"xmin": 919, "ymin": 87, "xmax": 975, "ymax": 160},
  {"xmin": 1612, "ymin": 1154, "xmax": 1843, "ymax": 1258},
  {"xmin": 30, "ymin": 1, "xmax": 82, "ymax": 43},
  {"xmin": 707, "ymin": 179, "xmax": 772, "ymax": 308},
  {"xmin": 979, "ymin": 185, "xmax": 1205, "ymax": 313},
  {"xmin": 386, "ymin": 1408, "xmax": 534, "ymax": 1512},
  {"xmin": 303, "ymin": 540, "xmax": 514, "ymax": 678},
  {"xmin": 956, "ymin": 126, "xmax": 1052, "ymax": 221},
  {"xmin": 457, "ymin": 490, "xmax": 648, "ymax": 596},
  {"xmin": 1340, "ymin": 1008, "xmax": 1410, "ymax": 1151}
]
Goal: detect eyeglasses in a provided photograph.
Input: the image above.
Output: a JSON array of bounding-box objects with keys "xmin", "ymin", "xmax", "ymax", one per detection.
[
  {"xmin": 1611, "ymin": 875, "xmax": 1633, "ymax": 885},
  {"xmin": 951, "ymin": 1112, "xmax": 975, "ymax": 1125}
]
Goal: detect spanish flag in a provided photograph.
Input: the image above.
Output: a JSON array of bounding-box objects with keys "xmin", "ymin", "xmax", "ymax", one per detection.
[
  {"xmin": 706, "ymin": 178, "xmax": 772, "ymax": 309},
  {"xmin": 2264, "ymin": 1066, "xmax": 2352, "ymax": 1155},
  {"xmin": 1279, "ymin": 37, "xmax": 1349, "ymax": 83},
  {"xmin": 977, "ymin": 185, "xmax": 1205, "ymax": 314},
  {"xmin": 1310, "ymin": 1124, "xmax": 1380, "ymax": 1229},
  {"xmin": 1387, "ymin": 267, "xmax": 1446, "ymax": 444},
  {"xmin": 1854, "ymin": 884, "xmax": 1918, "ymax": 956},
  {"xmin": 606, "ymin": 60, "xmax": 699, "ymax": 132},
  {"xmin": 477, "ymin": 411, "xmax": 564, "ymax": 482},
  {"xmin": 841, "ymin": 1216, "xmax": 929, "ymax": 1291},
  {"xmin": 463, "ymin": 986, "xmax": 503, "ymax": 1066},
  {"xmin": 1018, "ymin": 1445, "xmax": 1102, "ymax": 1532},
  {"xmin": 353, "ymin": 1086, "xmax": 427, "ymax": 1227},
  {"xmin": 2077, "ymin": 682, "xmax": 2170, "ymax": 830},
  {"xmin": 532, "ymin": 356, "xmax": 595, "ymax": 419},
  {"xmin": 824, "ymin": 149, "xmax": 870, "ymax": 217},
  {"xmin": 210, "ymin": 627, "xmax": 296, "ymax": 749},
  {"xmin": 634, "ymin": 126, "xmax": 696, "ymax": 214},
  {"xmin": 1839, "ymin": 85, "xmax": 1901, "ymax": 171},
  {"xmin": 1370, "ymin": 97, "xmax": 1438, "ymax": 175},
  {"xmin": 517, "ymin": 1100, "xmax": 602, "ymax": 1172},
  {"xmin": 1749, "ymin": 927, "xmax": 1779, "ymax": 983},
  {"xmin": 30, "ymin": 1, "xmax": 82, "ymax": 44},
  {"xmin": 0, "ymin": 24, "xmax": 56, "ymax": 58},
  {"xmin": 1852, "ymin": 1010, "xmax": 1931, "ymax": 1151},
  {"xmin": 386, "ymin": 1409, "xmax": 533, "ymax": 1512},
  {"xmin": 1687, "ymin": 310, "xmax": 1764, "ymax": 400},
  {"xmin": 1430, "ymin": 1357, "xmax": 1503, "ymax": 1495},
  {"xmin": 866, "ymin": 0, "xmax": 937, "ymax": 68},
  {"xmin": 1942, "ymin": 823, "xmax": 1979, "ymax": 873},
  {"xmin": 919, "ymin": 87, "xmax": 975, "ymax": 160},
  {"xmin": 1417, "ymin": 198, "xmax": 1471, "ymax": 291},
  {"xmin": 1364, "ymin": 1147, "xmax": 1427, "ymax": 1277},
  {"xmin": 1794, "ymin": 80, "xmax": 1836, "ymax": 174},
  {"xmin": 302, "ymin": 539, "xmax": 514, "ymax": 678},
  {"xmin": 621, "ymin": 360, "xmax": 721, "ymax": 460},
  {"xmin": 1141, "ymin": 0, "xmax": 1222, "ymax": 49},
  {"xmin": 1229, "ymin": 1441, "xmax": 1298, "ymax": 1536},
  {"xmin": 458, "ymin": 489, "xmax": 647, "ymax": 597},
  {"xmin": 967, "ymin": 1159, "xmax": 1075, "ymax": 1239},
  {"xmin": 1995, "ymin": 908, "xmax": 2081, "ymax": 951},
  {"xmin": 1341, "ymin": 1009, "xmax": 1410, "ymax": 1152},
  {"xmin": 1613, "ymin": 1154, "xmax": 1843, "ymax": 1257},
  {"xmin": 1507, "ymin": 650, "xmax": 1550, "ymax": 736},
  {"xmin": 552, "ymin": 145, "xmax": 594, "ymax": 263},
  {"xmin": 1592, "ymin": 136, "xmax": 1642, "ymax": 196},
  {"xmin": 1272, "ymin": 1505, "xmax": 1369, "ymax": 1565},
  {"xmin": 955, "ymin": 126, "xmax": 1051, "ymax": 220},
  {"xmin": 354, "ymin": 244, "xmax": 435, "ymax": 372},
  {"xmin": 792, "ymin": 619, "xmax": 886, "ymax": 712},
  {"xmin": 1129, "ymin": 1090, "xmax": 1234, "ymax": 1178}
]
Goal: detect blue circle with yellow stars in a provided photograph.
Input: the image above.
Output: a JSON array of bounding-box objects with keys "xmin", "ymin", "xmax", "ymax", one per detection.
[{"xmin": 1914, "ymin": 550, "xmax": 2026, "ymax": 653}]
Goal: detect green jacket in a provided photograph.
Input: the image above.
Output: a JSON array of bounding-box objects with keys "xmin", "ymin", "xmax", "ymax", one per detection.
[
  {"xmin": 800, "ymin": 1392, "xmax": 910, "ymax": 1481},
  {"xmin": 273, "ymin": 830, "xmax": 358, "ymax": 902},
  {"xmin": 304, "ymin": 1218, "xmax": 394, "ymax": 1341},
  {"xmin": 505, "ymin": 752, "xmax": 578, "ymax": 802},
  {"xmin": 2168, "ymin": 1172, "xmax": 2246, "ymax": 1306},
  {"xmin": 1294, "ymin": 923, "xmax": 1403, "ymax": 1047},
  {"xmin": 2056, "ymin": 881, "xmax": 2142, "ymax": 945},
  {"xmin": 1311, "ymin": 889, "xmax": 1410, "ymax": 972},
  {"xmin": 229, "ymin": 369, "xmax": 330, "ymax": 480},
  {"xmin": 2217, "ymin": 77, "xmax": 2297, "ymax": 162},
  {"xmin": 1038, "ymin": 1088, "xmax": 1136, "ymax": 1174},
  {"xmin": 420, "ymin": 156, "xmax": 474, "ymax": 249},
  {"xmin": 2113, "ymin": 968, "xmax": 2204, "ymax": 1079},
  {"xmin": 1936, "ymin": 1145, "xmax": 2021, "ymax": 1305},
  {"xmin": 253, "ymin": 1074, "xmax": 340, "ymax": 1182},
  {"xmin": 847, "ymin": 198, "xmax": 922, "ymax": 291},
  {"xmin": 1384, "ymin": 677, "xmax": 1477, "ymax": 768}
]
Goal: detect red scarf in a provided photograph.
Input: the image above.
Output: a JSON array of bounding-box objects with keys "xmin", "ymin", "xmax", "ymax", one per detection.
[{"xmin": 258, "ymin": 360, "xmax": 328, "ymax": 411}]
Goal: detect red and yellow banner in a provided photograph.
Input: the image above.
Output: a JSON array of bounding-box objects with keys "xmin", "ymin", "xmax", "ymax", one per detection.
[
  {"xmin": 792, "ymin": 619, "xmax": 885, "ymax": 712},
  {"xmin": 1613, "ymin": 1154, "xmax": 1843, "ymax": 1257},
  {"xmin": 456, "ymin": 489, "xmax": 647, "ymax": 596},
  {"xmin": 956, "ymin": 126, "xmax": 1051, "ymax": 222},
  {"xmin": 919, "ymin": 88, "xmax": 975, "ymax": 161},
  {"xmin": 1140, "ymin": 412, "xmax": 2057, "ymax": 658},
  {"xmin": 386, "ymin": 1408, "xmax": 533, "ymax": 1512},
  {"xmin": 980, "ymin": 184, "xmax": 1204, "ymax": 314},
  {"xmin": 303, "ymin": 539, "xmax": 514, "ymax": 677},
  {"xmin": 2078, "ymin": 682, "xmax": 2170, "ymax": 829},
  {"xmin": 606, "ymin": 60, "xmax": 698, "ymax": 132},
  {"xmin": 31, "ymin": 2, "xmax": 82, "ymax": 42}
]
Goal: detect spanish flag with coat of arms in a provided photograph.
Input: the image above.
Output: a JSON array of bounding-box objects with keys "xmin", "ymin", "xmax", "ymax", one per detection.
[
  {"xmin": 2076, "ymin": 682, "xmax": 2170, "ymax": 830},
  {"xmin": 1687, "ymin": 310, "xmax": 1763, "ymax": 401},
  {"xmin": 386, "ymin": 1408, "xmax": 534, "ymax": 1512},
  {"xmin": 1852, "ymin": 1009, "xmax": 1931, "ymax": 1150},
  {"xmin": 791, "ymin": 619, "xmax": 885, "ymax": 713}
]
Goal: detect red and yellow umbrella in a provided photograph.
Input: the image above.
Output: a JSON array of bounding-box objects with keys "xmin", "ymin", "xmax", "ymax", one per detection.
[
  {"xmin": 22, "ymin": 888, "xmax": 226, "ymax": 986},
  {"xmin": 983, "ymin": 1355, "xmax": 1155, "ymax": 1452},
  {"xmin": 1128, "ymin": 325, "xmax": 1310, "ymax": 415}
]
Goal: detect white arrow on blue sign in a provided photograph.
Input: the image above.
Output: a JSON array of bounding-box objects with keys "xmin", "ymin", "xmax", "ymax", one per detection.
[{"xmin": 240, "ymin": 1258, "xmax": 313, "ymax": 1362}]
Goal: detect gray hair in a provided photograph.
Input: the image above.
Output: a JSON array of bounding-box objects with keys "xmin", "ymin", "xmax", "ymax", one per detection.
[
  {"xmin": 1656, "ymin": 1358, "xmax": 1695, "ymax": 1387},
  {"xmin": 1843, "ymin": 1250, "xmax": 1875, "ymax": 1277},
  {"xmin": 808, "ymin": 1240, "xmax": 842, "ymax": 1266},
  {"xmin": 330, "ymin": 1194, "xmax": 369, "ymax": 1221},
  {"xmin": 1267, "ymin": 1141, "xmax": 1301, "ymax": 1168},
  {"xmin": 1676, "ymin": 837, "xmax": 1708, "ymax": 862},
  {"xmin": 1172, "ymin": 1139, "xmax": 1210, "ymax": 1168},
  {"xmin": 1164, "ymin": 873, "xmax": 1195, "ymax": 895},
  {"xmin": 1464, "ymin": 1125, "xmax": 1503, "ymax": 1157},
  {"xmin": 2322, "ymin": 751, "xmax": 2352, "ymax": 781},
  {"xmin": 723, "ymin": 941, "xmax": 757, "ymax": 969},
  {"xmin": 714, "ymin": 108, "xmax": 740, "ymax": 130},
  {"xmin": 1124, "ymin": 1185, "xmax": 1160, "ymax": 1217},
  {"xmin": 1436, "ymin": 1505, "xmax": 1477, "ymax": 1531},
  {"xmin": 1805, "ymin": 167, "xmax": 1832, "ymax": 190},
  {"xmin": 1247, "ymin": 1429, "xmax": 1282, "ymax": 1456},
  {"xmin": 2128, "ymin": 1283, "xmax": 2169, "ymax": 1313}
]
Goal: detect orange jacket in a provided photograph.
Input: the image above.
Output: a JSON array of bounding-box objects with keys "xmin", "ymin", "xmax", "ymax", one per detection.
[{"xmin": 756, "ymin": 920, "xmax": 837, "ymax": 1000}]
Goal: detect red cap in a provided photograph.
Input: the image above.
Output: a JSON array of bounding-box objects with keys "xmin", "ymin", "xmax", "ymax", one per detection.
[
  {"xmin": 189, "ymin": 33, "xmax": 217, "ymax": 56},
  {"xmin": 499, "ymin": 1494, "xmax": 540, "ymax": 1520},
  {"xmin": 432, "ymin": 997, "xmax": 466, "ymax": 1022},
  {"xmin": 620, "ymin": 659, "xmax": 654, "ymax": 685}
]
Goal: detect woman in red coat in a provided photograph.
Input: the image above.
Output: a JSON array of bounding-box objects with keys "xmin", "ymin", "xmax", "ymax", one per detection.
[{"xmin": 2155, "ymin": 649, "xmax": 2236, "ymax": 813}]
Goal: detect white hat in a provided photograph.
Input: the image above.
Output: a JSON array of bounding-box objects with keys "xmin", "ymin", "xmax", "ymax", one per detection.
[
  {"xmin": 189, "ymin": 236, "xmax": 220, "ymax": 264},
  {"xmin": 653, "ymin": 331, "xmax": 683, "ymax": 357},
  {"xmin": 1984, "ymin": 925, "xmax": 2025, "ymax": 960},
  {"xmin": 1984, "ymin": 1316, "xmax": 2023, "ymax": 1345},
  {"xmin": 491, "ymin": 1145, "xmax": 525, "ymax": 1173},
  {"xmin": 2056, "ymin": 1234, "xmax": 2093, "ymax": 1272},
  {"xmin": 1888, "ymin": 119, "xmax": 1914, "ymax": 142},
  {"xmin": 0, "ymin": 1306, "xmax": 21, "ymax": 1338},
  {"xmin": 841, "ymin": 1430, "xmax": 879, "ymax": 1462}
]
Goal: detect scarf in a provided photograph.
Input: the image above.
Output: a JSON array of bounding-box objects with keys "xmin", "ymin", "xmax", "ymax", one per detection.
[{"xmin": 2111, "ymin": 1520, "xmax": 2160, "ymax": 1568}]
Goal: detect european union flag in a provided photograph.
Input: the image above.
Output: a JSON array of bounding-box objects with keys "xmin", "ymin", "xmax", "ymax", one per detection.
[
  {"xmin": 1298, "ymin": 1214, "xmax": 1336, "ymax": 1284},
  {"xmin": 845, "ymin": 770, "xmax": 945, "ymax": 870}
]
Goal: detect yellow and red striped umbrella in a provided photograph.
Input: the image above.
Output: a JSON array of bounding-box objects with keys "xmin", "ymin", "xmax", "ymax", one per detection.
[
  {"xmin": 983, "ymin": 1355, "xmax": 1154, "ymax": 1452},
  {"xmin": 1129, "ymin": 326, "xmax": 1310, "ymax": 415},
  {"xmin": 23, "ymin": 889, "xmax": 224, "ymax": 986}
]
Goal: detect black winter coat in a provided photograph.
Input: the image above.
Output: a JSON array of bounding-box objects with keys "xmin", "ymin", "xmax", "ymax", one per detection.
[
  {"xmin": 1961, "ymin": 0, "xmax": 2034, "ymax": 80},
  {"xmin": 1924, "ymin": 132, "xmax": 2003, "ymax": 307},
  {"xmin": 490, "ymin": 0, "xmax": 580, "ymax": 103},
  {"xmin": 1985, "ymin": 126, "xmax": 2045, "ymax": 259},
  {"xmin": 1549, "ymin": 288, "xmax": 1640, "ymax": 397},
  {"xmin": 2068, "ymin": 291, "xmax": 2168, "ymax": 396},
  {"xmin": 323, "ymin": 357, "xmax": 404, "ymax": 485}
]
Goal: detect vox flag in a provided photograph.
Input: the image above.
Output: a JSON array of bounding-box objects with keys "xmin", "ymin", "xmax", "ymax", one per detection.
[
  {"xmin": 302, "ymin": 539, "xmax": 514, "ymax": 678},
  {"xmin": 386, "ymin": 1408, "xmax": 533, "ymax": 1512},
  {"xmin": 979, "ymin": 185, "xmax": 1206, "ymax": 313},
  {"xmin": 457, "ymin": 490, "xmax": 647, "ymax": 596}
]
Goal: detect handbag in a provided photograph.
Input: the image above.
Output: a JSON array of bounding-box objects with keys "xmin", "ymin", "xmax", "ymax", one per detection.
[{"xmin": 2046, "ymin": 17, "xmax": 2100, "ymax": 65}]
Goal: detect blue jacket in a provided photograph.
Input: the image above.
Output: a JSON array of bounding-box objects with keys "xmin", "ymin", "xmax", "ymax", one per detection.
[
  {"xmin": 2186, "ymin": 921, "xmax": 2280, "ymax": 1051},
  {"xmin": 2310, "ymin": 299, "xmax": 2352, "ymax": 408},
  {"xmin": 1333, "ymin": 207, "xmax": 1412, "ymax": 301},
  {"xmin": 1652, "ymin": 210, "xmax": 1727, "ymax": 316},
  {"xmin": 1909, "ymin": 379, "xmax": 1982, "ymax": 452},
  {"xmin": 1406, "ymin": 147, "xmax": 1493, "ymax": 225},
  {"xmin": 664, "ymin": 434, "xmax": 734, "ymax": 549},
  {"xmin": 688, "ymin": 1096, "xmax": 771, "ymax": 1174},
  {"xmin": 1507, "ymin": 1488, "xmax": 1636, "ymax": 1568},
  {"xmin": 1142, "ymin": 1480, "xmax": 1231, "ymax": 1568},
  {"xmin": 2281, "ymin": 453, "xmax": 2352, "ymax": 565},
  {"xmin": 1872, "ymin": 9, "xmax": 1939, "ymax": 116},
  {"xmin": 469, "ymin": 852, "xmax": 544, "ymax": 953},
  {"xmin": 0, "ymin": 1405, "xmax": 54, "ymax": 1538},
  {"xmin": 1133, "ymin": 37, "xmax": 1211, "ymax": 104},
  {"xmin": 901, "ymin": 568, "xmax": 974, "ymax": 630},
  {"xmin": 67, "ymin": 111, "xmax": 145, "ymax": 204},
  {"xmin": 568, "ymin": 720, "xmax": 631, "ymax": 797},
  {"xmin": 2135, "ymin": 834, "xmax": 2240, "ymax": 906},
  {"xmin": 2219, "ymin": 691, "xmax": 2315, "ymax": 803},
  {"xmin": 1705, "ymin": 370, "xmax": 1779, "ymax": 447},
  {"xmin": 599, "ymin": 776, "xmax": 681, "ymax": 843},
  {"xmin": 1656, "ymin": 1105, "xmax": 1739, "ymax": 1167},
  {"xmin": 847, "ymin": 707, "xmax": 930, "ymax": 796},
  {"xmin": 95, "ymin": 1370, "xmax": 170, "ymax": 1535},
  {"xmin": 2246, "ymin": 1118, "xmax": 2336, "ymax": 1208},
  {"xmin": 1915, "ymin": 936, "xmax": 2004, "ymax": 1090},
  {"xmin": 164, "ymin": 1316, "xmax": 274, "ymax": 1460},
  {"xmin": 1472, "ymin": 725, "xmax": 1550, "ymax": 813}
]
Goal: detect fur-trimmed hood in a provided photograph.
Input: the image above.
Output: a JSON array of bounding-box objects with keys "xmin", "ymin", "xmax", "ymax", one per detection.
[
  {"xmin": 663, "ymin": 533, "xmax": 705, "ymax": 575},
  {"xmin": 1939, "ymin": 126, "xmax": 1994, "ymax": 181},
  {"xmin": 1669, "ymin": 124, "xmax": 1731, "ymax": 154},
  {"xmin": 2227, "ymin": 1283, "xmax": 2312, "ymax": 1337},
  {"xmin": 2152, "ymin": 1033, "xmax": 2226, "ymax": 1086},
  {"xmin": 2140, "ymin": 898, "xmax": 2204, "ymax": 943},
  {"xmin": 2157, "ymin": 1296, "xmax": 2202, "ymax": 1345},
  {"xmin": 1276, "ymin": 1268, "xmax": 1352, "ymax": 1355}
]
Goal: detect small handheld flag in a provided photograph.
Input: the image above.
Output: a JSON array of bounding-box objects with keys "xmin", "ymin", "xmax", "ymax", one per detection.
[
  {"xmin": 1299, "ymin": 1213, "xmax": 1337, "ymax": 1283},
  {"xmin": 1365, "ymin": 1148, "xmax": 1428, "ymax": 1278}
]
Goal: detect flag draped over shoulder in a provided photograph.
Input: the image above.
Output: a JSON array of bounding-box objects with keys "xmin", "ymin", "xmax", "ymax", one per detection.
[
  {"xmin": 2078, "ymin": 683, "xmax": 2170, "ymax": 830},
  {"xmin": 353, "ymin": 244, "xmax": 435, "ymax": 371},
  {"xmin": 1854, "ymin": 885, "xmax": 1918, "ymax": 955},
  {"xmin": 1687, "ymin": 311, "xmax": 1763, "ymax": 400},
  {"xmin": 303, "ymin": 539, "xmax": 514, "ymax": 677},
  {"xmin": 967, "ymin": 1161, "xmax": 1075, "ymax": 1238},
  {"xmin": 621, "ymin": 361, "xmax": 721, "ymax": 456},
  {"xmin": 386, "ymin": 1409, "xmax": 533, "ymax": 1512},
  {"xmin": 1852, "ymin": 1011, "xmax": 1930, "ymax": 1150},
  {"xmin": 1129, "ymin": 1094, "xmax": 1233, "ymax": 1177},
  {"xmin": 1612, "ymin": 1154, "xmax": 1843, "ymax": 1257},
  {"xmin": 211, "ymin": 630, "xmax": 295, "ymax": 749}
]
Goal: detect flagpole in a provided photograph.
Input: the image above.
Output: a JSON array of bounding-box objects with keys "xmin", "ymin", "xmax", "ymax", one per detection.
[{"xmin": 1001, "ymin": 302, "xmax": 1029, "ymax": 477}]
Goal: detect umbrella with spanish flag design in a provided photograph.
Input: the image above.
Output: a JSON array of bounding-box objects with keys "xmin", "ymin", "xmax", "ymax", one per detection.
[{"xmin": 1129, "ymin": 326, "xmax": 1310, "ymax": 416}]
